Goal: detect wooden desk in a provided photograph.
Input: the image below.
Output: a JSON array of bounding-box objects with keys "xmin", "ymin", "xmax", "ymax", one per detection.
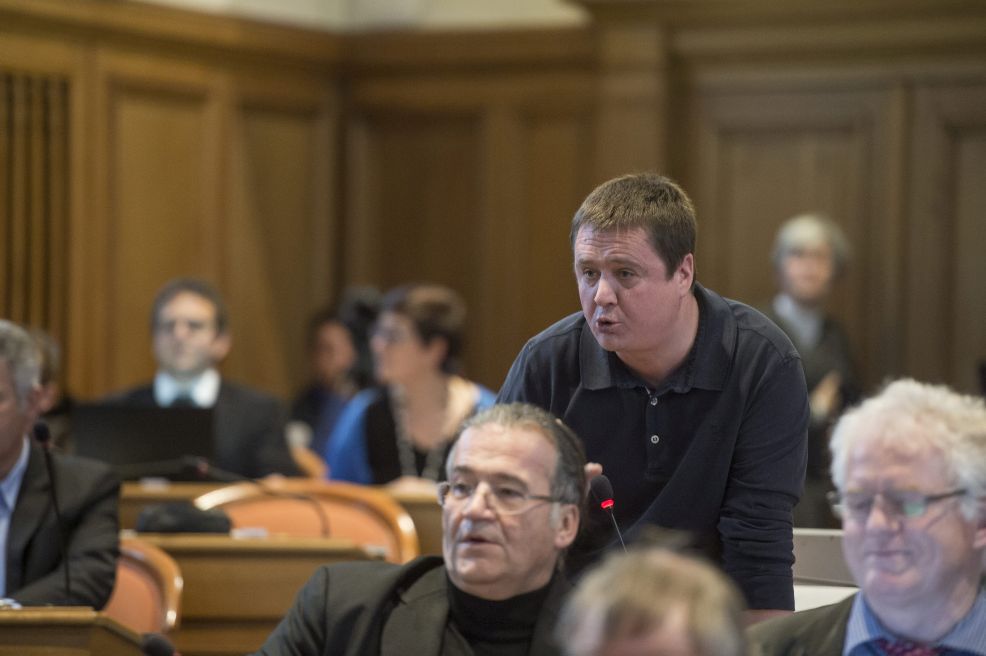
[
  {"xmin": 386, "ymin": 488, "xmax": 443, "ymax": 556},
  {"xmin": 0, "ymin": 607, "xmax": 142, "ymax": 655},
  {"xmin": 120, "ymin": 481, "xmax": 228, "ymax": 529},
  {"xmin": 138, "ymin": 533, "xmax": 375, "ymax": 656},
  {"xmin": 124, "ymin": 481, "xmax": 445, "ymax": 556}
]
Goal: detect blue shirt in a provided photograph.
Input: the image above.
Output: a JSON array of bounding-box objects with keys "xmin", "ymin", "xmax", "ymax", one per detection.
[
  {"xmin": 845, "ymin": 587, "xmax": 986, "ymax": 655},
  {"xmin": 0, "ymin": 437, "xmax": 31, "ymax": 596}
]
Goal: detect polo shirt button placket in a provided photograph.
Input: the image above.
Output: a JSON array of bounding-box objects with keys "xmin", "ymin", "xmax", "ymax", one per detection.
[{"xmin": 650, "ymin": 434, "xmax": 660, "ymax": 444}]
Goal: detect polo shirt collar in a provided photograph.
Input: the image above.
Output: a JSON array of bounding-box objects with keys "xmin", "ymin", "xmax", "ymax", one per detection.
[{"xmin": 579, "ymin": 282, "xmax": 734, "ymax": 393}]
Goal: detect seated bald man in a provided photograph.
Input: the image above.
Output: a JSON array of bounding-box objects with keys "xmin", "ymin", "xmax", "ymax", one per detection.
[
  {"xmin": 749, "ymin": 379, "xmax": 986, "ymax": 655},
  {"xmin": 252, "ymin": 402, "xmax": 585, "ymax": 656}
]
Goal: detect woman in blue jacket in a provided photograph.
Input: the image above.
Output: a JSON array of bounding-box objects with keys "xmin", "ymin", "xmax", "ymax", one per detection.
[{"xmin": 325, "ymin": 284, "xmax": 494, "ymax": 485}]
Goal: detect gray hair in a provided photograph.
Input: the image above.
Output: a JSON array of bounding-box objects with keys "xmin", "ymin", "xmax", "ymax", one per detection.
[
  {"xmin": 830, "ymin": 378, "xmax": 986, "ymax": 518},
  {"xmin": 0, "ymin": 320, "xmax": 41, "ymax": 408},
  {"xmin": 556, "ymin": 547, "xmax": 746, "ymax": 656},
  {"xmin": 771, "ymin": 213, "xmax": 851, "ymax": 277},
  {"xmin": 448, "ymin": 403, "xmax": 587, "ymax": 508}
]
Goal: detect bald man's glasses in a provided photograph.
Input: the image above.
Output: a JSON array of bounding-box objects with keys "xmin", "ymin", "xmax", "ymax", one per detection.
[{"xmin": 437, "ymin": 480, "xmax": 560, "ymax": 515}]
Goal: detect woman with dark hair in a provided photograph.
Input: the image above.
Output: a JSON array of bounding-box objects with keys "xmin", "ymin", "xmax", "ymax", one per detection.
[{"xmin": 324, "ymin": 284, "xmax": 494, "ymax": 485}]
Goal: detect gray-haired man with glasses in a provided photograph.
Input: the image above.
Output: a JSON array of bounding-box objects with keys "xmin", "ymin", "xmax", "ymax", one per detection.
[
  {"xmin": 252, "ymin": 403, "xmax": 585, "ymax": 656},
  {"xmin": 750, "ymin": 379, "xmax": 986, "ymax": 655}
]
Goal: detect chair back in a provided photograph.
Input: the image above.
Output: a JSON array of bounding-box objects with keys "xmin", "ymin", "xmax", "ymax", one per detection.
[
  {"xmin": 193, "ymin": 480, "xmax": 419, "ymax": 563},
  {"xmin": 103, "ymin": 537, "xmax": 183, "ymax": 633}
]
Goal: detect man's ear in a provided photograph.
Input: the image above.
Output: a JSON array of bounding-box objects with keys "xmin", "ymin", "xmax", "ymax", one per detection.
[
  {"xmin": 973, "ymin": 498, "xmax": 986, "ymax": 550},
  {"xmin": 553, "ymin": 505, "xmax": 580, "ymax": 550},
  {"xmin": 426, "ymin": 336, "xmax": 449, "ymax": 370},
  {"xmin": 210, "ymin": 332, "xmax": 232, "ymax": 363},
  {"xmin": 23, "ymin": 384, "xmax": 44, "ymax": 420},
  {"xmin": 675, "ymin": 253, "xmax": 695, "ymax": 293}
]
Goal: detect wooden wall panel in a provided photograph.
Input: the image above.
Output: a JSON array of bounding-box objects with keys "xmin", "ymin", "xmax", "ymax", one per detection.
[
  {"xmin": 472, "ymin": 107, "xmax": 593, "ymax": 388},
  {"xmin": 0, "ymin": 70, "xmax": 71, "ymax": 355},
  {"xmin": 500, "ymin": 111, "xmax": 592, "ymax": 376},
  {"xmin": 96, "ymin": 56, "xmax": 222, "ymax": 391},
  {"xmin": 345, "ymin": 64, "xmax": 594, "ymax": 389},
  {"xmin": 225, "ymin": 94, "xmax": 336, "ymax": 395},
  {"xmin": 346, "ymin": 113, "xmax": 486, "ymax": 380},
  {"xmin": 5, "ymin": 0, "xmax": 985, "ymax": 402},
  {"xmin": 907, "ymin": 82, "xmax": 986, "ymax": 393},
  {"xmin": 581, "ymin": 0, "xmax": 986, "ymax": 393},
  {"xmin": 684, "ymin": 84, "xmax": 902, "ymax": 388}
]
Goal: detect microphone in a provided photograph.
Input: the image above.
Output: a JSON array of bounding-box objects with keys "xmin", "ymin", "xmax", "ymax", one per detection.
[
  {"xmin": 141, "ymin": 632, "xmax": 181, "ymax": 656},
  {"xmin": 34, "ymin": 421, "xmax": 72, "ymax": 601},
  {"xmin": 589, "ymin": 475, "xmax": 627, "ymax": 553}
]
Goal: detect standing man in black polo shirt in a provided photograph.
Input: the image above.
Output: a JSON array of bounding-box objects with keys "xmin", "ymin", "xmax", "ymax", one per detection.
[{"xmin": 498, "ymin": 173, "xmax": 809, "ymax": 623}]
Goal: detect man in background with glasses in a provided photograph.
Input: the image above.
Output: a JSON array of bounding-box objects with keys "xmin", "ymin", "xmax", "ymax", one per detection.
[
  {"xmin": 253, "ymin": 403, "xmax": 584, "ymax": 656},
  {"xmin": 750, "ymin": 379, "xmax": 986, "ymax": 655},
  {"xmin": 112, "ymin": 277, "xmax": 297, "ymax": 478}
]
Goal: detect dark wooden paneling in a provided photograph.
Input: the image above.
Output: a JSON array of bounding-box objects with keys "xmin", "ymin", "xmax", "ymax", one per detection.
[
  {"xmin": 684, "ymin": 84, "xmax": 902, "ymax": 389},
  {"xmin": 224, "ymin": 94, "xmax": 336, "ymax": 395},
  {"xmin": 0, "ymin": 70, "xmax": 71, "ymax": 347},
  {"xmin": 4, "ymin": 0, "xmax": 986, "ymax": 401},
  {"xmin": 345, "ymin": 66, "xmax": 594, "ymax": 388},
  {"xmin": 346, "ymin": 112, "xmax": 486, "ymax": 378},
  {"xmin": 907, "ymin": 82, "xmax": 986, "ymax": 393},
  {"xmin": 0, "ymin": 3, "xmax": 343, "ymax": 398},
  {"xmin": 97, "ymin": 55, "xmax": 222, "ymax": 391}
]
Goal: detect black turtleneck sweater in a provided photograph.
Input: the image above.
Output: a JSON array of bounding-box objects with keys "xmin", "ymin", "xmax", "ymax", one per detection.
[{"xmin": 447, "ymin": 575, "xmax": 555, "ymax": 656}]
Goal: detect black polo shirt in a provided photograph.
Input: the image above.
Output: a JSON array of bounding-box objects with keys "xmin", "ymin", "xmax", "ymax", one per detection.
[{"xmin": 497, "ymin": 283, "xmax": 808, "ymax": 610}]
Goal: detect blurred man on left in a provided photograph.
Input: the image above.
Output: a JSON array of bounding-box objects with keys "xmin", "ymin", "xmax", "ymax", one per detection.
[
  {"xmin": 0, "ymin": 320, "xmax": 119, "ymax": 607},
  {"xmin": 112, "ymin": 277, "xmax": 297, "ymax": 478}
]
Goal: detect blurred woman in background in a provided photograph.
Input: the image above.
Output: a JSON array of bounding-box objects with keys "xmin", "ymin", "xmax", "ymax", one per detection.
[{"xmin": 325, "ymin": 284, "xmax": 494, "ymax": 486}]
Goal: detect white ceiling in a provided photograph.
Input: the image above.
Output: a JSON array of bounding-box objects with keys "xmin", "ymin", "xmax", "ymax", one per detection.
[{"xmin": 133, "ymin": 0, "xmax": 588, "ymax": 31}]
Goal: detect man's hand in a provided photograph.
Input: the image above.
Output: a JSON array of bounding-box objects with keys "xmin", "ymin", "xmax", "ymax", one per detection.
[
  {"xmin": 809, "ymin": 371, "xmax": 842, "ymax": 421},
  {"xmin": 745, "ymin": 609, "xmax": 792, "ymax": 626},
  {"xmin": 584, "ymin": 462, "xmax": 603, "ymax": 495}
]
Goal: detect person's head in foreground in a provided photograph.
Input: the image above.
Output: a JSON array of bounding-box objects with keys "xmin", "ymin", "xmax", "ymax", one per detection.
[
  {"xmin": 556, "ymin": 546, "xmax": 746, "ymax": 656},
  {"xmin": 440, "ymin": 402, "xmax": 586, "ymax": 600},
  {"xmin": 828, "ymin": 378, "xmax": 986, "ymax": 644}
]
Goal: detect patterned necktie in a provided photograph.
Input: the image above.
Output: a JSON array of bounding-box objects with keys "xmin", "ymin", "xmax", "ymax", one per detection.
[{"xmin": 873, "ymin": 637, "xmax": 943, "ymax": 656}]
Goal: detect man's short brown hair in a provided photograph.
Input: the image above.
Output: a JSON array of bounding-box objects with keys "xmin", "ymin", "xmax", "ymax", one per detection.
[{"xmin": 571, "ymin": 173, "xmax": 697, "ymax": 278}]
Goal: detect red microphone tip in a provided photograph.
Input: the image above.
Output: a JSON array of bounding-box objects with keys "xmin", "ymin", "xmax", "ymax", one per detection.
[{"xmin": 600, "ymin": 499, "xmax": 614, "ymax": 510}]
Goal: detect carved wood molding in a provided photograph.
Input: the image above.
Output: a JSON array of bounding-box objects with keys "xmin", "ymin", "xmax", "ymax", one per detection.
[{"xmin": 576, "ymin": 0, "xmax": 986, "ymax": 60}]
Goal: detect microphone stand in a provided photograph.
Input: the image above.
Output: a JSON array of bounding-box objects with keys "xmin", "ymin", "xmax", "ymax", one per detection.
[{"xmin": 34, "ymin": 422, "xmax": 72, "ymax": 601}]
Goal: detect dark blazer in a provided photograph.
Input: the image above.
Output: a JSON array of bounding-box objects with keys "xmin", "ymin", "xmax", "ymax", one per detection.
[
  {"xmin": 7, "ymin": 441, "xmax": 120, "ymax": 608},
  {"xmin": 253, "ymin": 556, "xmax": 569, "ymax": 656},
  {"xmin": 114, "ymin": 380, "xmax": 297, "ymax": 478},
  {"xmin": 748, "ymin": 595, "xmax": 854, "ymax": 656}
]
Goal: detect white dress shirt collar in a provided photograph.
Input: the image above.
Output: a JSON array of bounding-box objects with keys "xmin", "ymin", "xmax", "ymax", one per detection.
[{"xmin": 154, "ymin": 368, "xmax": 221, "ymax": 407}]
